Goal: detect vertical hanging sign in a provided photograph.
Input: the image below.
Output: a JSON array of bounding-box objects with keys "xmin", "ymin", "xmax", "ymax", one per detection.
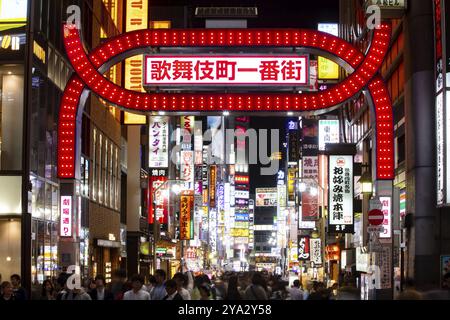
[
  {"xmin": 148, "ymin": 169, "xmax": 168, "ymax": 224},
  {"xmin": 298, "ymin": 236, "xmax": 311, "ymax": 261},
  {"xmin": 124, "ymin": 0, "xmax": 148, "ymax": 124},
  {"xmin": 310, "ymin": 238, "xmax": 322, "ymax": 265},
  {"xmin": 180, "ymin": 194, "xmax": 194, "ymax": 240},
  {"xmin": 180, "ymin": 151, "xmax": 194, "ymax": 191},
  {"xmin": 149, "ymin": 116, "xmax": 169, "ymax": 168},
  {"xmin": 209, "ymin": 165, "xmax": 217, "ymax": 208},
  {"xmin": 60, "ymin": 196, "xmax": 73, "ymax": 237},
  {"xmin": 328, "ymin": 155, "xmax": 354, "ymax": 233}
]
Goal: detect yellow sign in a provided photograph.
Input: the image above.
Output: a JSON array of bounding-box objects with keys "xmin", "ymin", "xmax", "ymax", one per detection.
[
  {"xmin": 180, "ymin": 195, "xmax": 194, "ymax": 240},
  {"xmin": 150, "ymin": 21, "xmax": 171, "ymax": 29},
  {"xmin": 231, "ymin": 228, "xmax": 249, "ymax": 237},
  {"xmin": 33, "ymin": 41, "xmax": 46, "ymax": 64},
  {"xmin": 318, "ymin": 57, "xmax": 339, "ymax": 80},
  {"xmin": 124, "ymin": 0, "xmax": 148, "ymax": 124},
  {"xmin": 0, "ymin": 0, "xmax": 27, "ymax": 31}
]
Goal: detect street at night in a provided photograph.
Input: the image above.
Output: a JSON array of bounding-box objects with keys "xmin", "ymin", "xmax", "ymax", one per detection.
[{"xmin": 0, "ymin": 0, "xmax": 450, "ymax": 313}]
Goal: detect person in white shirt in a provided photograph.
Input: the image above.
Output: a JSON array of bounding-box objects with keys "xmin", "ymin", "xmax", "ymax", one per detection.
[
  {"xmin": 288, "ymin": 280, "xmax": 305, "ymax": 300},
  {"xmin": 173, "ymin": 273, "xmax": 191, "ymax": 300},
  {"xmin": 123, "ymin": 275, "xmax": 150, "ymax": 300}
]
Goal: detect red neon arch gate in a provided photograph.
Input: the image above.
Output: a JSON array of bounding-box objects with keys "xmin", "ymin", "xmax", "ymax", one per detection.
[{"xmin": 58, "ymin": 24, "xmax": 394, "ymax": 181}]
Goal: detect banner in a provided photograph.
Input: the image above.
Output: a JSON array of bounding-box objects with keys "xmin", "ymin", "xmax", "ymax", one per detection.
[
  {"xmin": 60, "ymin": 196, "xmax": 72, "ymax": 237},
  {"xmin": 180, "ymin": 151, "xmax": 194, "ymax": 190},
  {"xmin": 310, "ymin": 238, "xmax": 322, "ymax": 265},
  {"xmin": 209, "ymin": 166, "xmax": 217, "ymax": 207},
  {"xmin": 149, "ymin": 116, "xmax": 169, "ymax": 168},
  {"xmin": 181, "ymin": 116, "xmax": 194, "ymax": 151},
  {"xmin": 319, "ymin": 119, "xmax": 340, "ymax": 151},
  {"xmin": 302, "ymin": 157, "xmax": 319, "ymax": 221},
  {"xmin": 256, "ymin": 188, "xmax": 278, "ymax": 207},
  {"xmin": 148, "ymin": 169, "xmax": 168, "ymax": 224},
  {"xmin": 180, "ymin": 194, "xmax": 194, "ymax": 240},
  {"xmin": 145, "ymin": 55, "xmax": 309, "ymax": 86},
  {"xmin": 328, "ymin": 155, "xmax": 354, "ymax": 233},
  {"xmin": 298, "ymin": 236, "xmax": 310, "ymax": 261}
]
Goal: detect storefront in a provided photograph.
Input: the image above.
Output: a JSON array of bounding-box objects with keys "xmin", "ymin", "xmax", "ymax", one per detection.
[{"xmin": 93, "ymin": 238, "xmax": 121, "ymax": 283}]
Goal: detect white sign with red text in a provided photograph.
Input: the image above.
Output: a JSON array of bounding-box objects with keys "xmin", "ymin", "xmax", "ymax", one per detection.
[
  {"xmin": 145, "ymin": 55, "xmax": 309, "ymax": 86},
  {"xmin": 181, "ymin": 151, "xmax": 194, "ymax": 191},
  {"xmin": 60, "ymin": 196, "xmax": 72, "ymax": 237},
  {"xmin": 379, "ymin": 197, "xmax": 392, "ymax": 239}
]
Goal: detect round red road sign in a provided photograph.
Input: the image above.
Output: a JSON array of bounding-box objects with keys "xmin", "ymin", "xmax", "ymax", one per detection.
[{"xmin": 368, "ymin": 209, "xmax": 384, "ymax": 226}]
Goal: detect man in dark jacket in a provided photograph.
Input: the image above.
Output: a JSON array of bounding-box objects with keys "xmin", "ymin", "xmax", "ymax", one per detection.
[
  {"xmin": 163, "ymin": 280, "xmax": 183, "ymax": 300},
  {"xmin": 89, "ymin": 275, "xmax": 114, "ymax": 300},
  {"xmin": 10, "ymin": 274, "xmax": 27, "ymax": 300}
]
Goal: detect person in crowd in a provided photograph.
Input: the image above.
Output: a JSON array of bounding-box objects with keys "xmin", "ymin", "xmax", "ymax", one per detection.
[
  {"xmin": 123, "ymin": 274, "xmax": 150, "ymax": 300},
  {"xmin": 199, "ymin": 284, "xmax": 212, "ymax": 301},
  {"xmin": 307, "ymin": 281, "xmax": 329, "ymax": 300},
  {"xmin": 213, "ymin": 279, "xmax": 226, "ymax": 300},
  {"xmin": 146, "ymin": 275, "xmax": 157, "ymax": 296},
  {"xmin": 173, "ymin": 273, "xmax": 191, "ymax": 300},
  {"xmin": 287, "ymin": 280, "xmax": 304, "ymax": 300},
  {"xmin": 110, "ymin": 269, "xmax": 127, "ymax": 300},
  {"xmin": 89, "ymin": 275, "xmax": 114, "ymax": 300},
  {"xmin": 335, "ymin": 283, "xmax": 360, "ymax": 300},
  {"xmin": 10, "ymin": 274, "xmax": 27, "ymax": 300},
  {"xmin": 0, "ymin": 282, "xmax": 16, "ymax": 301},
  {"xmin": 191, "ymin": 274, "xmax": 204, "ymax": 300},
  {"xmin": 56, "ymin": 273, "xmax": 69, "ymax": 300},
  {"xmin": 87, "ymin": 278, "xmax": 96, "ymax": 291},
  {"xmin": 224, "ymin": 275, "xmax": 242, "ymax": 300},
  {"xmin": 60, "ymin": 286, "xmax": 92, "ymax": 300},
  {"xmin": 150, "ymin": 269, "xmax": 167, "ymax": 300},
  {"xmin": 163, "ymin": 279, "xmax": 183, "ymax": 300},
  {"xmin": 269, "ymin": 277, "xmax": 288, "ymax": 300},
  {"xmin": 243, "ymin": 273, "xmax": 268, "ymax": 300},
  {"xmin": 41, "ymin": 279, "xmax": 56, "ymax": 300}
]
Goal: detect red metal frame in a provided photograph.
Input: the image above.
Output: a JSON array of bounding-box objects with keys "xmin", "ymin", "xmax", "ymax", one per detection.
[{"xmin": 58, "ymin": 25, "xmax": 394, "ymax": 180}]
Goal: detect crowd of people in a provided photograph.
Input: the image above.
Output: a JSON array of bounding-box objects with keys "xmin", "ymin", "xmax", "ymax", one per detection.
[{"xmin": 1, "ymin": 270, "xmax": 449, "ymax": 301}]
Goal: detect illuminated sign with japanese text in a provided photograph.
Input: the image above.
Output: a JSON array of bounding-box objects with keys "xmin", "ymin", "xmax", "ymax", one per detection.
[
  {"xmin": 60, "ymin": 196, "xmax": 72, "ymax": 237},
  {"xmin": 180, "ymin": 194, "xmax": 194, "ymax": 240},
  {"xmin": 319, "ymin": 120, "xmax": 340, "ymax": 151},
  {"xmin": 124, "ymin": 0, "xmax": 148, "ymax": 124},
  {"xmin": 328, "ymin": 155, "xmax": 354, "ymax": 233},
  {"xmin": 145, "ymin": 55, "xmax": 309, "ymax": 86},
  {"xmin": 310, "ymin": 238, "xmax": 322, "ymax": 265},
  {"xmin": 209, "ymin": 166, "xmax": 217, "ymax": 208},
  {"xmin": 149, "ymin": 116, "xmax": 169, "ymax": 168},
  {"xmin": 149, "ymin": 169, "xmax": 168, "ymax": 225},
  {"xmin": 379, "ymin": 197, "xmax": 392, "ymax": 239},
  {"xmin": 298, "ymin": 236, "xmax": 310, "ymax": 261},
  {"xmin": 256, "ymin": 188, "xmax": 278, "ymax": 207},
  {"xmin": 181, "ymin": 151, "xmax": 194, "ymax": 191}
]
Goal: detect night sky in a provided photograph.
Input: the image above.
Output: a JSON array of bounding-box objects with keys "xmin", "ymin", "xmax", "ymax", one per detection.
[{"xmin": 150, "ymin": 0, "xmax": 340, "ymax": 28}]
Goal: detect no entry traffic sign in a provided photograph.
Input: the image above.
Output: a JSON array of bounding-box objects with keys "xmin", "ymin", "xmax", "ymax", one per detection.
[{"xmin": 368, "ymin": 209, "xmax": 384, "ymax": 226}]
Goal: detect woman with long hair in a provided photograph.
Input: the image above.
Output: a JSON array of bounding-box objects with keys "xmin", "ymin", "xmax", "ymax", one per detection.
[{"xmin": 41, "ymin": 279, "xmax": 56, "ymax": 300}]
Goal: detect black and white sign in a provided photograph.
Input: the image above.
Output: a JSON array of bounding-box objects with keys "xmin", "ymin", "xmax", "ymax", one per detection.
[{"xmin": 328, "ymin": 155, "xmax": 354, "ymax": 233}]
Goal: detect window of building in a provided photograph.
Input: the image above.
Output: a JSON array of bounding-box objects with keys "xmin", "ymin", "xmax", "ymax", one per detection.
[
  {"xmin": 0, "ymin": 65, "xmax": 24, "ymax": 171},
  {"xmin": 397, "ymin": 134, "xmax": 406, "ymax": 166},
  {"xmin": 81, "ymin": 156, "xmax": 90, "ymax": 198}
]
